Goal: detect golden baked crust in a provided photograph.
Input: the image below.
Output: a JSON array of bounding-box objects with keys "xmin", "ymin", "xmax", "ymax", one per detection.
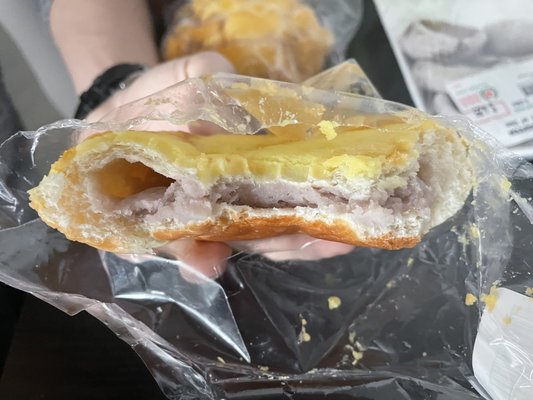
[
  {"xmin": 29, "ymin": 182, "xmax": 128, "ymax": 253},
  {"xmin": 153, "ymin": 214, "xmax": 419, "ymax": 250}
]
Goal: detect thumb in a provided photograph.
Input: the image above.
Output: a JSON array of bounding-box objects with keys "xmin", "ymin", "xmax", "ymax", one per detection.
[
  {"xmin": 155, "ymin": 239, "xmax": 233, "ymax": 282},
  {"xmin": 118, "ymin": 51, "xmax": 235, "ymax": 105},
  {"xmin": 86, "ymin": 51, "xmax": 234, "ymax": 123}
]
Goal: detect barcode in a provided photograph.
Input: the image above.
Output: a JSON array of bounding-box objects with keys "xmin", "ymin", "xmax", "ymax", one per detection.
[{"xmin": 520, "ymin": 84, "xmax": 533, "ymax": 96}]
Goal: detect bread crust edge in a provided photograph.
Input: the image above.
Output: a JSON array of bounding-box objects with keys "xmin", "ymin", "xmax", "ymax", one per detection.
[{"xmin": 153, "ymin": 214, "xmax": 420, "ymax": 251}]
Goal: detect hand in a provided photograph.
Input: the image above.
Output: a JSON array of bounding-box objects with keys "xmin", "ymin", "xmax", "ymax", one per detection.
[
  {"xmin": 229, "ymin": 235, "xmax": 354, "ymax": 262},
  {"xmin": 85, "ymin": 51, "xmax": 234, "ymax": 123},
  {"xmin": 156, "ymin": 236, "xmax": 354, "ymax": 282},
  {"xmin": 84, "ymin": 52, "xmax": 354, "ymax": 279}
]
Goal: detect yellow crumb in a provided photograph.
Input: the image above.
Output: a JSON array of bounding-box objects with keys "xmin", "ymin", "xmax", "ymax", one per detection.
[
  {"xmin": 348, "ymin": 330, "xmax": 356, "ymax": 344},
  {"xmin": 386, "ymin": 280, "xmax": 396, "ymax": 289},
  {"xmin": 217, "ymin": 356, "xmax": 226, "ymax": 364},
  {"xmin": 258, "ymin": 365, "xmax": 269, "ymax": 372},
  {"xmin": 500, "ymin": 178, "xmax": 511, "ymax": 192},
  {"xmin": 480, "ymin": 285, "xmax": 498, "ymax": 312},
  {"xmin": 298, "ymin": 317, "xmax": 311, "ymax": 343},
  {"xmin": 355, "ymin": 340, "xmax": 366, "ymax": 351},
  {"xmin": 407, "ymin": 257, "xmax": 414, "ymax": 267},
  {"xmin": 525, "ymin": 287, "xmax": 533, "ymax": 296},
  {"xmin": 457, "ymin": 234, "xmax": 469, "ymax": 246},
  {"xmin": 328, "ymin": 296, "xmax": 342, "ymax": 310},
  {"xmin": 317, "ymin": 120, "xmax": 339, "ymax": 140},
  {"xmin": 465, "ymin": 293, "xmax": 477, "ymax": 306},
  {"xmin": 469, "ymin": 223, "xmax": 480, "ymax": 239},
  {"xmin": 502, "ymin": 315, "xmax": 512, "ymax": 325},
  {"xmin": 351, "ymin": 350, "xmax": 364, "ymax": 365},
  {"xmin": 300, "ymin": 331, "xmax": 311, "ymax": 342}
]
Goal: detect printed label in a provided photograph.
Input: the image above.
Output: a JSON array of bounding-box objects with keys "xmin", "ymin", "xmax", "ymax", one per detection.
[{"xmin": 446, "ymin": 58, "xmax": 533, "ymax": 147}]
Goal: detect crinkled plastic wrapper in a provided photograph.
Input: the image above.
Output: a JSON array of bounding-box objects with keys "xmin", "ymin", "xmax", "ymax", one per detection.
[
  {"xmin": 1, "ymin": 61, "xmax": 532, "ymax": 400},
  {"xmin": 161, "ymin": 0, "xmax": 363, "ymax": 82}
]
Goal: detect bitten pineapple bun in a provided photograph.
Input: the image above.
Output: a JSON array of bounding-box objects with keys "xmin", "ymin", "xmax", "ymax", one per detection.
[{"xmin": 28, "ymin": 113, "xmax": 471, "ymax": 254}]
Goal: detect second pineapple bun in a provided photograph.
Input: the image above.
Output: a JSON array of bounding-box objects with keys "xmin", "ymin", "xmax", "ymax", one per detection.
[{"xmin": 162, "ymin": 0, "xmax": 333, "ymax": 82}]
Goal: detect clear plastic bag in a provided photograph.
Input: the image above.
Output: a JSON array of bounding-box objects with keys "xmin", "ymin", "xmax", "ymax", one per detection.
[
  {"xmin": 161, "ymin": 0, "xmax": 363, "ymax": 82},
  {"xmin": 0, "ymin": 61, "xmax": 532, "ymax": 399}
]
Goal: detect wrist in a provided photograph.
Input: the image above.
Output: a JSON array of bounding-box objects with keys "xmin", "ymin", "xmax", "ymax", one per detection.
[{"xmin": 74, "ymin": 63, "xmax": 147, "ymax": 120}]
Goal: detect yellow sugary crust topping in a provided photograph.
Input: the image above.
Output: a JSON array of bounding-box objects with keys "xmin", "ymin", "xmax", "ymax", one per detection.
[{"xmin": 59, "ymin": 120, "xmax": 428, "ymax": 187}]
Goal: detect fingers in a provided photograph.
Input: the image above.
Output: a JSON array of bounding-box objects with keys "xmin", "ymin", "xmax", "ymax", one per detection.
[
  {"xmin": 116, "ymin": 51, "xmax": 235, "ymax": 107},
  {"xmin": 86, "ymin": 51, "xmax": 234, "ymax": 123},
  {"xmin": 230, "ymin": 234, "xmax": 354, "ymax": 262},
  {"xmin": 179, "ymin": 51, "xmax": 235, "ymax": 80},
  {"xmin": 275, "ymin": 240, "xmax": 353, "ymax": 261},
  {"xmin": 155, "ymin": 235, "xmax": 352, "ymax": 282},
  {"xmin": 155, "ymin": 239, "xmax": 233, "ymax": 282},
  {"xmin": 116, "ymin": 234, "xmax": 352, "ymax": 285}
]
